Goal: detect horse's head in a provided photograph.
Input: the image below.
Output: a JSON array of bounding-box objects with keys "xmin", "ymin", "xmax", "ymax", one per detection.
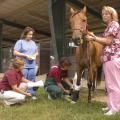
[{"xmin": 70, "ymin": 7, "xmax": 87, "ymax": 45}]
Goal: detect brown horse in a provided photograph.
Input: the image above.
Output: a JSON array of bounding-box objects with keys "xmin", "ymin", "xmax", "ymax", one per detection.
[{"xmin": 69, "ymin": 7, "xmax": 103, "ymax": 103}]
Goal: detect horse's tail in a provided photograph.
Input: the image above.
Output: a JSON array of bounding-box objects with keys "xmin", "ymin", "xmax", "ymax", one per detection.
[{"xmin": 96, "ymin": 65, "xmax": 102, "ymax": 86}]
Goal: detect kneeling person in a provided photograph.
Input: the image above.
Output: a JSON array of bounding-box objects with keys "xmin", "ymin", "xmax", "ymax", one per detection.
[
  {"xmin": 45, "ymin": 57, "xmax": 74, "ymax": 100},
  {"xmin": 0, "ymin": 58, "xmax": 43, "ymax": 106}
]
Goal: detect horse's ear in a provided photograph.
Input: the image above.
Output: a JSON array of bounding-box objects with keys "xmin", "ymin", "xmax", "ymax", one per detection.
[
  {"xmin": 70, "ymin": 7, "xmax": 75, "ymax": 15},
  {"xmin": 82, "ymin": 6, "xmax": 87, "ymax": 15}
]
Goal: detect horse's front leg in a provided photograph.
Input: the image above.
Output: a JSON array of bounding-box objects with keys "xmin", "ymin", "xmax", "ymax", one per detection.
[
  {"xmin": 71, "ymin": 65, "xmax": 82, "ymax": 104},
  {"xmin": 87, "ymin": 66, "xmax": 93, "ymax": 103}
]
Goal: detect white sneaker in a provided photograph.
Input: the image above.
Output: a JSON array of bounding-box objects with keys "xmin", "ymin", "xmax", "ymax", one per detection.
[
  {"xmin": 48, "ymin": 94, "xmax": 52, "ymax": 100},
  {"xmin": 0, "ymin": 100, "xmax": 11, "ymax": 107},
  {"xmin": 104, "ymin": 110, "xmax": 116, "ymax": 116},
  {"xmin": 31, "ymin": 96, "xmax": 37, "ymax": 100},
  {"xmin": 71, "ymin": 101, "xmax": 77, "ymax": 104},
  {"xmin": 102, "ymin": 107, "xmax": 109, "ymax": 112}
]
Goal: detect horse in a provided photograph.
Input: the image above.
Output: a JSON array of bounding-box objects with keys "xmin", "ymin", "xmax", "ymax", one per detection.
[{"xmin": 69, "ymin": 7, "xmax": 103, "ymax": 103}]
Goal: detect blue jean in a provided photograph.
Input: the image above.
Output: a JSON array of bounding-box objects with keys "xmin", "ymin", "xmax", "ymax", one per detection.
[{"xmin": 22, "ymin": 68, "xmax": 36, "ymax": 94}]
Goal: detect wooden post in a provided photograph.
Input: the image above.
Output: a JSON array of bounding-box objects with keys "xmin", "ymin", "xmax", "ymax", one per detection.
[{"xmin": 48, "ymin": 0, "xmax": 65, "ymax": 63}]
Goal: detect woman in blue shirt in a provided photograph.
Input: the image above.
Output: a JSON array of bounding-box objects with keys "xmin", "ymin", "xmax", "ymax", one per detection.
[{"xmin": 14, "ymin": 27, "xmax": 38, "ymax": 100}]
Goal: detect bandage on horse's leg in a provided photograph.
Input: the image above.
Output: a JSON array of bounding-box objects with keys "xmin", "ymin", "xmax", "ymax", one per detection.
[{"xmin": 71, "ymin": 68, "xmax": 82, "ymax": 103}]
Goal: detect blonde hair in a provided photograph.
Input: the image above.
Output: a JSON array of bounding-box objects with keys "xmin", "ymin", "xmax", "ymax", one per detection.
[
  {"xmin": 11, "ymin": 58, "xmax": 24, "ymax": 69},
  {"xmin": 102, "ymin": 6, "xmax": 118, "ymax": 22}
]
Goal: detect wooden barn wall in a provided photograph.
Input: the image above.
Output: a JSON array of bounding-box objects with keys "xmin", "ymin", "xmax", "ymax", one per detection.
[{"xmin": 2, "ymin": 46, "xmax": 13, "ymax": 72}]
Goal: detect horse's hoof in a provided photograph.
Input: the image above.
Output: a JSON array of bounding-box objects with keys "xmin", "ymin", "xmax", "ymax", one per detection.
[{"xmin": 71, "ymin": 101, "xmax": 77, "ymax": 104}]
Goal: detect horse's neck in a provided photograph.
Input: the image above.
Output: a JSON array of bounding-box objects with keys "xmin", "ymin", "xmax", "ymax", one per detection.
[
  {"xmin": 78, "ymin": 30, "xmax": 90, "ymax": 51},
  {"xmin": 81, "ymin": 30, "xmax": 91, "ymax": 49},
  {"xmin": 79, "ymin": 39, "xmax": 88, "ymax": 53},
  {"xmin": 81, "ymin": 35, "xmax": 88, "ymax": 48}
]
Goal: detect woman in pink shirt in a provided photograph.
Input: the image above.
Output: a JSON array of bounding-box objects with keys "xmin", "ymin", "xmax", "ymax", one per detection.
[{"xmin": 86, "ymin": 6, "xmax": 120, "ymax": 116}]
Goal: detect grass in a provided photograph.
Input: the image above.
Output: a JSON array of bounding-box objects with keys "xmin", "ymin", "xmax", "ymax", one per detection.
[{"xmin": 0, "ymin": 88, "xmax": 120, "ymax": 120}]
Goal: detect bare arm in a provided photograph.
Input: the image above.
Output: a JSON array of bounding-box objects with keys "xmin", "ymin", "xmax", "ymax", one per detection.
[
  {"xmin": 94, "ymin": 36, "xmax": 113, "ymax": 45},
  {"xmin": 11, "ymin": 85, "xmax": 31, "ymax": 96},
  {"xmin": 57, "ymin": 83, "xmax": 66, "ymax": 92},
  {"xmin": 63, "ymin": 78, "xmax": 73, "ymax": 88},
  {"xmin": 13, "ymin": 50, "xmax": 27, "ymax": 58},
  {"xmin": 86, "ymin": 34, "xmax": 113, "ymax": 45},
  {"xmin": 57, "ymin": 83, "xmax": 70, "ymax": 94},
  {"xmin": 35, "ymin": 51, "xmax": 39, "ymax": 56},
  {"xmin": 14, "ymin": 50, "xmax": 33, "ymax": 60},
  {"xmin": 21, "ymin": 77, "xmax": 30, "ymax": 83}
]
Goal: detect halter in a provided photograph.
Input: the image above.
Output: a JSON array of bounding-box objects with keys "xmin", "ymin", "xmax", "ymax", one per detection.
[
  {"xmin": 71, "ymin": 8, "xmax": 88, "ymax": 31},
  {"xmin": 70, "ymin": 9, "xmax": 88, "ymax": 46},
  {"xmin": 71, "ymin": 10, "xmax": 81, "ymax": 18}
]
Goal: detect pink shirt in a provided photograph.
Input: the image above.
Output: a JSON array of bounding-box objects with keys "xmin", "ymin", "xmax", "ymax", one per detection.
[{"xmin": 101, "ymin": 21, "xmax": 120, "ymax": 62}]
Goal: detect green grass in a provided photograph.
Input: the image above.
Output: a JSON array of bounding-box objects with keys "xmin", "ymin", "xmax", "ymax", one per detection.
[{"xmin": 0, "ymin": 88, "xmax": 120, "ymax": 120}]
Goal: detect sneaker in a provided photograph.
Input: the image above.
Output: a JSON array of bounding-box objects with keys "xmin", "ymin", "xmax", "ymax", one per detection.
[
  {"xmin": 48, "ymin": 94, "xmax": 52, "ymax": 100},
  {"xmin": 102, "ymin": 107, "xmax": 109, "ymax": 112},
  {"xmin": 0, "ymin": 100, "xmax": 10, "ymax": 108},
  {"xmin": 71, "ymin": 101, "xmax": 77, "ymax": 104},
  {"xmin": 31, "ymin": 96, "xmax": 37, "ymax": 100},
  {"xmin": 104, "ymin": 110, "xmax": 116, "ymax": 116}
]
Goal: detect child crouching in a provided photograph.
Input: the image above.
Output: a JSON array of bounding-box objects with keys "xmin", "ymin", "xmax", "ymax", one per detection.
[{"xmin": 44, "ymin": 57, "xmax": 74, "ymax": 100}]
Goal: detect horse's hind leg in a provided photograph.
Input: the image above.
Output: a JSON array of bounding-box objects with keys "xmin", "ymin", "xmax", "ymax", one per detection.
[
  {"xmin": 92, "ymin": 70, "xmax": 97, "ymax": 92},
  {"xmin": 87, "ymin": 64, "xmax": 96, "ymax": 103},
  {"xmin": 91, "ymin": 64, "xmax": 97, "ymax": 93}
]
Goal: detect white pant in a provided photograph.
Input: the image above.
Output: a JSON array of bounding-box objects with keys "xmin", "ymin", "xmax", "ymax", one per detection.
[{"xmin": 0, "ymin": 80, "xmax": 44, "ymax": 105}]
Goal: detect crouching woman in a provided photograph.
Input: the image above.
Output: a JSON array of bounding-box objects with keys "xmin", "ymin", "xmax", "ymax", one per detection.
[
  {"xmin": 0, "ymin": 58, "xmax": 43, "ymax": 106},
  {"xmin": 44, "ymin": 57, "xmax": 74, "ymax": 100}
]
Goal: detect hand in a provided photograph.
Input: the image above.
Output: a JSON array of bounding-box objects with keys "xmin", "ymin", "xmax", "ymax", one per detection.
[
  {"xmin": 88, "ymin": 32, "xmax": 95, "ymax": 37},
  {"xmin": 86, "ymin": 35, "xmax": 95, "ymax": 41},
  {"xmin": 26, "ymin": 55, "xmax": 33, "ymax": 61},
  {"xmin": 26, "ymin": 93, "xmax": 32, "ymax": 97},
  {"xmin": 64, "ymin": 90, "xmax": 70, "ymax": 94}
]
